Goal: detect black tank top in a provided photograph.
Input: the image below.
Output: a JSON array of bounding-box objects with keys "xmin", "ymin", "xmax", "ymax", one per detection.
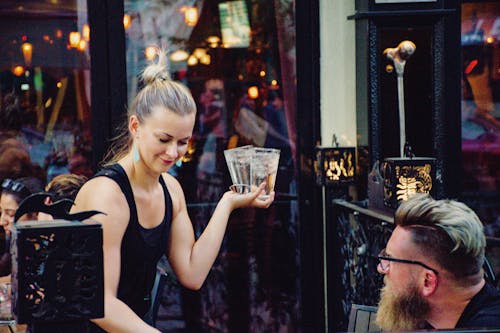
[{"xmin": 93, "ymin": 164, "xmax": 172, "ymax": 317}]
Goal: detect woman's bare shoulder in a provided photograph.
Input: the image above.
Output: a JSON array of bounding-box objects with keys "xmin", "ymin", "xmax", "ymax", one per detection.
[{"xmin": 72, "ymin": 176, "xmax": 129, "ymax": 221}]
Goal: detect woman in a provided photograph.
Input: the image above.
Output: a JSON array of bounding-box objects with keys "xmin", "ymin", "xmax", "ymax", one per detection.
[
  {"xmin": 0, "ymin": 177, "xmax": 44, "ymax": 276},
  {"xmin": 71, "ymin": 51, "xmax": 274, "ymax": 332}
]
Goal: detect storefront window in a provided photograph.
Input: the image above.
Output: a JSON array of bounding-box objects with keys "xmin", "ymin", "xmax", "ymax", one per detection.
[
  {"xmin": 124, "ymin": 1, "xmax": 299, "ymax": 332},
  {"xmin": 0, "ymin": 1, "xmax": 92, "ymax": 185},
  {"xmin": 461, "ymin": 1, "xmax": 500, "ymax": 228}
]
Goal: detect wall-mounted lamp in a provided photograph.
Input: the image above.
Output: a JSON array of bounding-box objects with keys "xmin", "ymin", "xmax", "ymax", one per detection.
[{"xmin": 21, "ymin": 42, "xmax": 33, "ymax": 67}]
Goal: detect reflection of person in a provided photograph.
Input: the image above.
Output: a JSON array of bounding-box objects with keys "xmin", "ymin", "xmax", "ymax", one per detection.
[
  {"xmin": 37, "ymin": 173, "xmax": 88, "ymax": 221},
  {"xmin": 71, "ymin": 50, "xmax": 274, "ymax": 332},
  {"xmin": 376, "ymin": 194, "xmax": 500, "ymax": 331},
  {"xmin": 0, "ymin": 177, "xmax": 45, "ymax": 276}
]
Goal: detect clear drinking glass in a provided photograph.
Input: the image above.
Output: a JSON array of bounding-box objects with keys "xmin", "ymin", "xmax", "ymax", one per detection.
[
  {"xmin": 224, "ymin": 145, "xmax": 254, "ymax": 193},
  {"xmin": 251, "ymin": 147, "xmax": 280, "ymax": 198}
]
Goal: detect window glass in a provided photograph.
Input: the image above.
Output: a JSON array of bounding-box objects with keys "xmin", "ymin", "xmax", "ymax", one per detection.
[
  {"xmin": 124, "ymin": 1, "xmax": 299, "ymax": 331},
  {"xmin": 0, "ymin": 1, "xmax": 93, "ymax": 185},
  {"xmin": 461, "ymin": 2, "xmax": 500, "ymax": 229}
]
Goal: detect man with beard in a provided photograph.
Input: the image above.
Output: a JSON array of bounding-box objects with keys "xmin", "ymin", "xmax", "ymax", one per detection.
[{"xmin": 375, "ymin": 194, "xmax": 500, "ymax": 331}]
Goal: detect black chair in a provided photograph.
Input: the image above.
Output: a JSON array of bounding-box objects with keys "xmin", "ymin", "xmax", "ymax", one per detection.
[{"xmin": 347, "ymin": 304, "xmax": 380, "ymax": 333}]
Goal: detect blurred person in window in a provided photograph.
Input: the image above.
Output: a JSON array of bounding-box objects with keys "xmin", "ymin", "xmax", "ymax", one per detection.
[
  {"xmin": 37, "ymin": 173, "xmax": 88, "ymax": 221},
  {"xmin": 70, "ymin": 50, "xmax": 274, "ymax": 333},
  {"xmin": 0, "ymin": 92, "xmax": 34, "ymax": 185},
  {"xmin": 0, "ymin": 177, "xmax": 45, "ymax": 277},
  {"xmin": 376, "ymin": 194, "xmax": 500, "ymax": 331}
]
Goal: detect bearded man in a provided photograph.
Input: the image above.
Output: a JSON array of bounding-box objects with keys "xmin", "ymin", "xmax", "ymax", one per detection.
[{"xmin": 375, "ymin": 194, "xmax": 500, "ymax": 331}]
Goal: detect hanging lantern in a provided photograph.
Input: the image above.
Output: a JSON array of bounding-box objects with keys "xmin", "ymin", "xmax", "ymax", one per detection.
[
  {"xmin": 12, "ymin": 65, "xmax": 25, "ymax": 77},
  {"xmin": 144, "ymin": 46, "xmax": 157, "ymax": 61},
  {"xmin": 21, "ymin": 42, "xmax": 33, "ymax": 67},
  {"xmin": 69, "ymin": 31, "xmax": 81, "ymax": 48},
  {"xmin": 247, "ymin": 86, "xmax": 259, "ymax": 99},
  {"xmin": 314, "ymin": 146, "xmax": 356, "ymax": 186},
  {"xmin": 123, "ymin": 14, "xmax": 132, "ymax": 30},
  {"xmin": 82, "ymin": 24, "xmax": 90, "ymax": 41},
  {"xmin": 382, "ymin": 157, "xmax": 435, "ymax": 209},
  {"xmin": 182, "ymin": 6, "xmax": 199, "ymax": 27}
]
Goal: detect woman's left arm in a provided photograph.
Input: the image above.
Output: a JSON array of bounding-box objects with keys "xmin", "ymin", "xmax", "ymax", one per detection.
[{"xmin": 165, "ymin": 174, "xmax": 273, "ymax": 290}]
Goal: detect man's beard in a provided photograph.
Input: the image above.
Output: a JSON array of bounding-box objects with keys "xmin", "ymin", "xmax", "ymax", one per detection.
[{"xmin": 375, "ymin": 277, "xmax": 431, "ymax": 331}]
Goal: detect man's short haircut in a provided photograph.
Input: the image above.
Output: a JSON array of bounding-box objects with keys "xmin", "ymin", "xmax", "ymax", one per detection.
[{"xmin": 394, "ymin": 194, "xmax": 485, "ymax": 281}]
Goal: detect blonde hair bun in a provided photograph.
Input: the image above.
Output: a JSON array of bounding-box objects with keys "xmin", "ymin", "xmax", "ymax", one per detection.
[{"xmin": 141, "ymin": 49, "xmax": 171, "ymax": 85}]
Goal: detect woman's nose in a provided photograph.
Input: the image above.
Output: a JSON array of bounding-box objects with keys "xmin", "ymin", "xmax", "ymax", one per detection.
[{"xmin": 165, "ymin": 143, "xmax": 179, "ymax": 158}]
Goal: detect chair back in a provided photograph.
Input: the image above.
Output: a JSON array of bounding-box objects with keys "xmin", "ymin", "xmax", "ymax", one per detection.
[{"xmin": 348, "ymin": 304, "xmax": 380, "ymax": 332}]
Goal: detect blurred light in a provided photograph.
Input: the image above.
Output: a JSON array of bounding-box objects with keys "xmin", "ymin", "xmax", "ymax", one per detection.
[
  {"xmin": 199, "ymin": 53, "xmax": 211, "ymax": 65},
  {"xmin": 44, "ymin": 98, "xmax": 52, "ymax": 108},
  {"xmin": 82, "ymin": 24, "xmax": 90, "ymax": 41},
  {"xmin": 12, "ymin": 66, "xmax": 24, "ymax": 76},
  {"xmin": 187, "ymin": 55, "xmax": 198, "ymax": 66},
  {"xmin": 123, "ymin": 14, "xmax": 131, "ymax": 30},
  {"xmin": 182, "ymin": 6, "xmax": 198, "ymax": 27},
  {"xmin": 55, "ymin": 29, "xmax": 63, "ymax": 39},
  {"xmin": 78, "ymin": 40, "xmax": 87, "ymax": 51},
  {"xmin": 57, "ymin": 81, "xmax": 62, "ymax": 88},
  {"xmin": 21, "ymin": 83, "xmax": 30, "ymax": 91},
  {"xmin": 43, "ymin": 35, "xmax": 50, "ymax": 42},
  {"xmin": 206, "ymin": 36, "xmax": 220, "ymax": 47},
  {"xmin": 145, "ymin": 46, "xmax": 157, "ymax": 61},
  {"xmin": 69, "ymin": 31, "xmax": 81, "ymax": 48},
  {"xmin": 170, "ymin": 50, "xmax": 189, "ymax": 62},
  {"xmin": 271, "ymin": 79, "xmax": 278, "ymax": 86},
  {"xmin": 193, "ymin": 48, "xmax": 206, "ymax": 59},
  {"xmin": 21, "ymin": 42, "xmax": 32, "ymax": 66},
  {"xmin": 238, "ymin": 74, "xmax": 244, "ymax": 81},
  {"xmin": 465, "ymin": 59, "xmax": 478, "ymax": 75},
  {"xmin": 486, "ymin": 36, "xmax": 494, "ymax": 44},
  {"xmin": 22, "ymin": 35, "xmax": 27, "ymax": 42},
  {"xmin": 259, "ymin": 70, "xmax": 266, "ymax": 77},
  {"xmin": 248, "ymin": 86, "xmax": 259, "ymax": 99}
]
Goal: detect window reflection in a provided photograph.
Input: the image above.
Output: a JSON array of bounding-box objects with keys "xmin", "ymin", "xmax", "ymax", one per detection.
[
  {"xmin": 461, "ymin": 2, "xmax": 500, "ymax": 227},
  {"xmin": 0, "ymin": 1, "xmax": 93, "ymax": 185},
  {"xmin": 124, "ymin": 1, "xmax": 299, "ymax": 332}
]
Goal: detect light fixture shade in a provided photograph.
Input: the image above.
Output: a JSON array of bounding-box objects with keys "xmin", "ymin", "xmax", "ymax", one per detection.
[
  {"xmin": 314, "ymin": 146, "xmax": 356, "ymax": 186},
  {"xmin": 382, "ymin": 157, "xmax": 436, "ymax": 209}
]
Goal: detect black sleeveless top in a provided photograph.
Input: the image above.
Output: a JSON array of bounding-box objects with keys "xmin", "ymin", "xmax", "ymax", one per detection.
[{"xmin": 94, "ymin": 164, "xmax": 172, "ymax": 318}]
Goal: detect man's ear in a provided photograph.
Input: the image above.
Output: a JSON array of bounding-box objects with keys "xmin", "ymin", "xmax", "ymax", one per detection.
[{"xmin": 422, "ymin": 271, "xmax": 438, "ymax": 297}]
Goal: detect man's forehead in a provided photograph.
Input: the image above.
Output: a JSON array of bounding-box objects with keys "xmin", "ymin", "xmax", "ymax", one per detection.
[{"xmin": 386, "ymin": 226, "xmax": 418, "ymax": 256}]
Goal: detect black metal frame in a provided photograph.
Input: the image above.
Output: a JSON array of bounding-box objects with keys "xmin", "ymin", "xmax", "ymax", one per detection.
[{"xmin": 87, "ymin": 0, "xmax": 128, "ymax": 170}]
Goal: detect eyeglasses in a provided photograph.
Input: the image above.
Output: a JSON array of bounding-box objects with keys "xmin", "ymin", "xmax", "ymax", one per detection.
[
  {"xmin": 377, "ymin": 248, "xmax": 439, "ymax": 275},
  {"xmin": 1, "ymin": 179, "xmax": 31, "ymax": 198}
]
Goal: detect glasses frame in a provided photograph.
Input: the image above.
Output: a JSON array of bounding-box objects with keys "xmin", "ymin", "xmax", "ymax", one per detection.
[{"xmin": 377, "ymin": 249, "xmax": 439, "ymax": 275}]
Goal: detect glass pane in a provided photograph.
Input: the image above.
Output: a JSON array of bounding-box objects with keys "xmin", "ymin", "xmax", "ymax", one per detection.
[
  {"xmin": 461, "ymin": 2, "xmax": 500, "ymax": 227},
  {"xmin": 124, "ymin": 1, "xmax": 299, "ymax": 332},
  {"xmin": 0, "ymin": 1, "xmax": 93, "ymax": 185}
]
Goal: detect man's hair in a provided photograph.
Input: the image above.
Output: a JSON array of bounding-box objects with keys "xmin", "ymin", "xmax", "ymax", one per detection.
[
  {"xmin": 45, "ymin": 173, "xmax": 88, "ymax": 202},
  {"xmin": 394, "ymin": 194, "xmax": 485, "ymax": 281}
]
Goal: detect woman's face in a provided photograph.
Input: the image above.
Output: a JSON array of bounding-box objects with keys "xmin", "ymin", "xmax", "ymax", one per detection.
[
  {"xmin": 0, "ymin": 192, "xmax": 36, "ymax": 235},
  {"xmin": 135, "ymin": 106, "xmax": 195, "ymax": 174},
  {"xmin": 0, "ymin": 193, "xmax": 19, "ymax": 235}
]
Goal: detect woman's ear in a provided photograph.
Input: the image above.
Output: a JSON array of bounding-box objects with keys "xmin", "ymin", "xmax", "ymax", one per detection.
[{"xmin": 129, "ymin": 115, "xmax": 140, "ymax": 137}]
